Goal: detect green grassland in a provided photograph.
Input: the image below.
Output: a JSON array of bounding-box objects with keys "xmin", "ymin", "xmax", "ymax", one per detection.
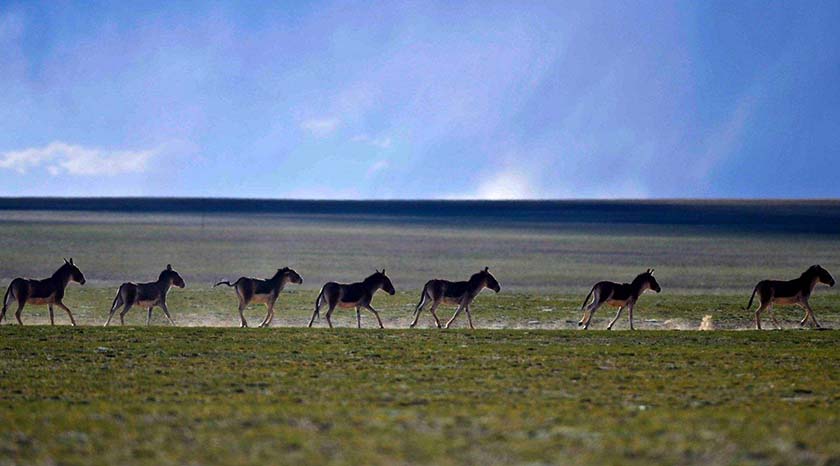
[
  {"xmin": 1, "ymin": 208, "xmax": 839, "ymax": 465},
  {"xmin": 1, "ymin": 328, "xmax": 838, "ymax": 465}
]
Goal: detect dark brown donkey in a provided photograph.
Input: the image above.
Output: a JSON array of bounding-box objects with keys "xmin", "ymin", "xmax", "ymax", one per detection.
[
  {"xmin": 307, "ymin": 270, "xmax": 396, "ymax": 329},
  {"xmin": 411, "ymin": 267, "xmax": 501, "ymax": 329},
  {"xmin": 104, "ymin": 264, "xmax": 186, "ymax": 326},
  {"xmin": 1, "ymin": 258, "xmax": 86, "ymax": 326},
  {"xmin": 746, "ymin": 265, "xmax": 835, "ymax": 330},
  {"xmin": 578, "ymin": 269, "xmax": 661, "ymax": 330},
  {"xmin": 214, "ymin": 267, "xmax": 303, "ymax": 328}
]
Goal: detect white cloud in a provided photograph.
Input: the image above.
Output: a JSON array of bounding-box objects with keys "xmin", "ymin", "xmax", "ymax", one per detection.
[
  {"xmin": 366, "ymin": 159, "xmax": 389, "ymax": 178},
  {"xmin": 0, "ymin": 142, "xmax": 157, "ymax": 176},
  {"xmin": 352, "ymin": 134, "xmax": 392, "ymax": 149},
  {"xmin": 475, "ymin": 170, "xmax": 536, "ymax": 200},
  {"xmin": 300, "ymin": 118, "xmax": 340, "ymax": 137},
  {"xmin": 445, "ymin": 169, "xmax": 536, "ymax": 200}
]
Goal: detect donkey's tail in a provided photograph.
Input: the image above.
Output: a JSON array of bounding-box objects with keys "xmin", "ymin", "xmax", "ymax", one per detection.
[
  {"xmin": 580, "ymin": 285, "xmax": 596, "ymax": 311},
  {"xmin": 414, "ymin": 283, "xmax": 430, "ymax": 316},
  {"xmin": 313, "ymin": 287, "xmax": 326, "ymax": 319},
  {"xmin": 0, "ymin": 284, "xmax": 12, "ymax": 323},
  {"xmin": 213, "ymin": 278, "xmax": 241, "ymax": 288},
  {"xmin": 109, "ymin": 288, "xmax": 121, "ymax": 311},
  {"xmin": 744, "ymin": 285, "xmax": 759, "ymax": 311}
]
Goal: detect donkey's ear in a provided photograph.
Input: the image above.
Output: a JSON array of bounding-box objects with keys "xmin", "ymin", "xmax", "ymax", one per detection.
[
  {"xmin": 63, "ymin": 258, "xmax": 69, "ymax": 264},
  {"xmin": 167, "ymin": 264, "xmax": 172, "ymax": 271},
  {"xmin": 381, "ymin": 269, "xmax": 386, "ymax": 275},
  {"xmin": 649, "ymin": 268, "xmax": 655, "ymax": 275},
  {"xmin": 484, "ymin": 266, "xmax": 489, "ymax": 272},
  {"xmin": 69, "ymin": 258, "xmax": 74, "ymax": 265}
]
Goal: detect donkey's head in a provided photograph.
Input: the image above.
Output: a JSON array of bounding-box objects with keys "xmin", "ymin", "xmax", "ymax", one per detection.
[
  {"xmin": 807, "ymin": 265, "xmax": 835, "ymax": 287},
  {"xmin": 280, "ymin": 267, "xmax": 304, "ymax": 285},
  {"xmin": 62, "ymin": 258, "xmax": 86, "ymax": 285},
  {"xmin": 160, "ymin": 264, "xmax": 186, "ymax": 288},
  {"xmin": 372, "ymin": 269, "xmax": 396, "ymax": 295},
  {"xmin": 635, "ymin": 269, "xmax": 661, "ymax": 293},
  {"xmin": 476, "ymin": 266, "xmax": 501, "ymax": 293}
]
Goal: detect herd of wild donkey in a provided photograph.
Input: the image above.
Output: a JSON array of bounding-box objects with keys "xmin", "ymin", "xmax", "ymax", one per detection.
[{"xmin": 0, "ymin": 259, "xmax": 835, "ymax": 330}]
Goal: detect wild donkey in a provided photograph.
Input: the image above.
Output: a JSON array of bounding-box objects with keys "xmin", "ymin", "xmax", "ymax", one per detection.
[
  {"xmin": 308, "ymin": 270, "xmax": 395, "ymax": 329},
  {"xmin": 578, "ymin": 269, "xmax": 661, "ymax": 330},
  {"xmin": 104, "ymin": 264, "xmax": 186, "ymax": 326},
  {"xmin": 214, "ymin": 267, "xmax": 303, "ymax": 328},
  {"xmin": 746, "ymin": 265, "xmax": 835, "ymax": 330},
  {"xmin": 411, "ymin": 267, "xmax": 501, "ymax": 329},
  {"xmin": 1, "ymin": 258, "xmax": 86, "ymax": 326}
]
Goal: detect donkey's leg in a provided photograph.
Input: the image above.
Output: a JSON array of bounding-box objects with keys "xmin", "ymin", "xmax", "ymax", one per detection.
[
  {"xmin": 258, "ymin": 303, "xmax": 271, "ymax": 328},
  {"xmin": 308, "ymin": 295, "xmax": 323, "ymax": 328},
  {"xmin": 365, "ymin": 304, "xmax": 384, "ymax": 329},
  {"xmin": 445, "ymin": 304, "xmax": 464, "ymax": 329},
  {"xmin": 755, "ymin": 302, "xmax": 771, "ymax": 330},
  {"xmin": 799, "ymin": 306, "xmax": 810, "ymax": 327},
  {"xmin": 14, "ymin": 302, "xmax": 25, "ymax": 325},
  {"xmin": 606, "ymin": 306, "xmax": 624, "ymax": 330},
  {"xmin": 464, "ymin": 304, "xmax": 475, "ymax": 329},
  {"xmin": 803, "ymin": 301, "xmax": 822, "ymax": 328},
  {"xmin": 56, "ymin": 302, "xmax": 76, "ymax": 326},
  {"xmin": 325, "ymin": 303, "xmax": 337, "ymax": 329},
  {"xmin": 119, "ymin": 303, "xmax": 134, "ymax": 325},
  {"xmin": 428, "ymin": 302, "xmax": 442, "ymax": 328},
  {"xmin": 104, "ymin": 295, "xmax": 123, "ymax": 327},
  {"xmin": 146, "ymin": 307, "xmax": 153, "ymax": 326},
  {"xmin": 628, "ymin": 303, "xmax": 635, "ymax": 330},
  {"xmin": 261, "ymin": 301, "xmax": 277, "ymax": 328},
  {"xmin": 48, "ymin": 304, "xmax": 55, "ymax": 326},
  {"xmin": 410, "ymin": 293, "xmax": 428, "ymax": 328},
  {"xmin": 579, "ymin": 290, "xmax": 599, "ymax": 327},
  {"xmin": 160, "ymin": 303, "xmax": 175, "ymax": 326},
  {"xmin": 767, "ymin": 307, "xmax": 782, "ymax": 330},
  {"xmin": 238, "ymin": 301, "xmax": 249, "ymax": 328},
  {"xmin": 583, "ymin": 300, "xmax": 604, "ymax": 330},
  {"xmin": 356, "ymin": 306, "xmax": 362, "ymax": 329}
]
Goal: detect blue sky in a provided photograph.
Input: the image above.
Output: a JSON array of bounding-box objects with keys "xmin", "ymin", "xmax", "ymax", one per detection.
[{"xmin": 1, "ymin": 1, "xmax": 838, "ymax": 199}]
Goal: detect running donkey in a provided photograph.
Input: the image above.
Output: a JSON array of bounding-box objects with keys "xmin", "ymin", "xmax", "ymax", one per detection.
[
  {"xmin": 104, "ymin": 264, "xmax": 186, "ymax": 326},
  {"xmin": 578, "ymin": 269, "xmax": 661, "ymax": 330},
  {"xmin": 214, "ymin": 267, "xmax": 303, "ymax": 328},
  {"xmin": 410, "ymin": 267, "xmax": 501, "ymax": 329},
  {"xmin": 308, "ymin": 269, "xmax": 395, "ymax": 328},
  {"xmin": 746, "ymin": 264, "xmax": 835, "ymax": 330},
  {"xmin": 1, "ymin": 258, "xmax": 86, "ymax": 326}
]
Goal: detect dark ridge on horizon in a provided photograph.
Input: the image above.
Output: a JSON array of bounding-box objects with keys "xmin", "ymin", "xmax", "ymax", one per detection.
[{"xmin": 0, "ymin": 197, "xmax": 838, "ymax": 234}]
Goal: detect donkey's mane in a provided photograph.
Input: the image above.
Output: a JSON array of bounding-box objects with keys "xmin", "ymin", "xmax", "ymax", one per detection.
[
  {"xmin": 52, "ymin": 262, "xmax": 74, "ymax": 279},
  {"xmin": 158, "ymin": 269, "xmax": 174, "ymax": 282},
  {"xmin": 468, "ymin": 271, "xmax": 486, "ymax": 284},
  {"xmin": 631, "ymin": 272, "xmax": 652, "ymax": 286},
  {"xmin": 363, "ymin": 272, "xmax": 384, "ymax": 285}
]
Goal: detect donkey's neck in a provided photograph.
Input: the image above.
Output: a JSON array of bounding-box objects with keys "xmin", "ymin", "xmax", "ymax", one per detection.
[
  {"xmin": 156, "ymin": 277, "xmax": 175, "ymax": 293},
  {"xmin": 363, "ymin": 276, "xmax": 384, "ymax": 291},
  {"xmin": 468, "ymin": 276, "xmax": 486, "ymax": 293},
  {"xmin": 51, "ymin": 266, "xmax": 72, "ymax": 289},
  {"xmin": 630, "ymin": 278, "xmax": 649, "ymax": 295}
]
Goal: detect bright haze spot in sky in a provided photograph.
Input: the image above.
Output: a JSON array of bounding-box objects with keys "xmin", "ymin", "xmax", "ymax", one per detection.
[{"xmin": 1, "ymin": 1, "xmax": 839, "ymax": 199}]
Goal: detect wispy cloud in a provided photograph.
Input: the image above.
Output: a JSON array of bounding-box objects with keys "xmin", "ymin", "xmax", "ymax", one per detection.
[
  {"xmin": 352, "ymin": 134, "xmax": 392, "ymax": 149},
  {"xmin": 366, "ymin": 159, "xmax": 390, "ymax": 178},
  {"xmin": 0, "ymin": 142, "xmax": 157, "ymax": 176},
  {"xmin": 300, "ymin": 118, "xmax": 340, "ymax": 137}
]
